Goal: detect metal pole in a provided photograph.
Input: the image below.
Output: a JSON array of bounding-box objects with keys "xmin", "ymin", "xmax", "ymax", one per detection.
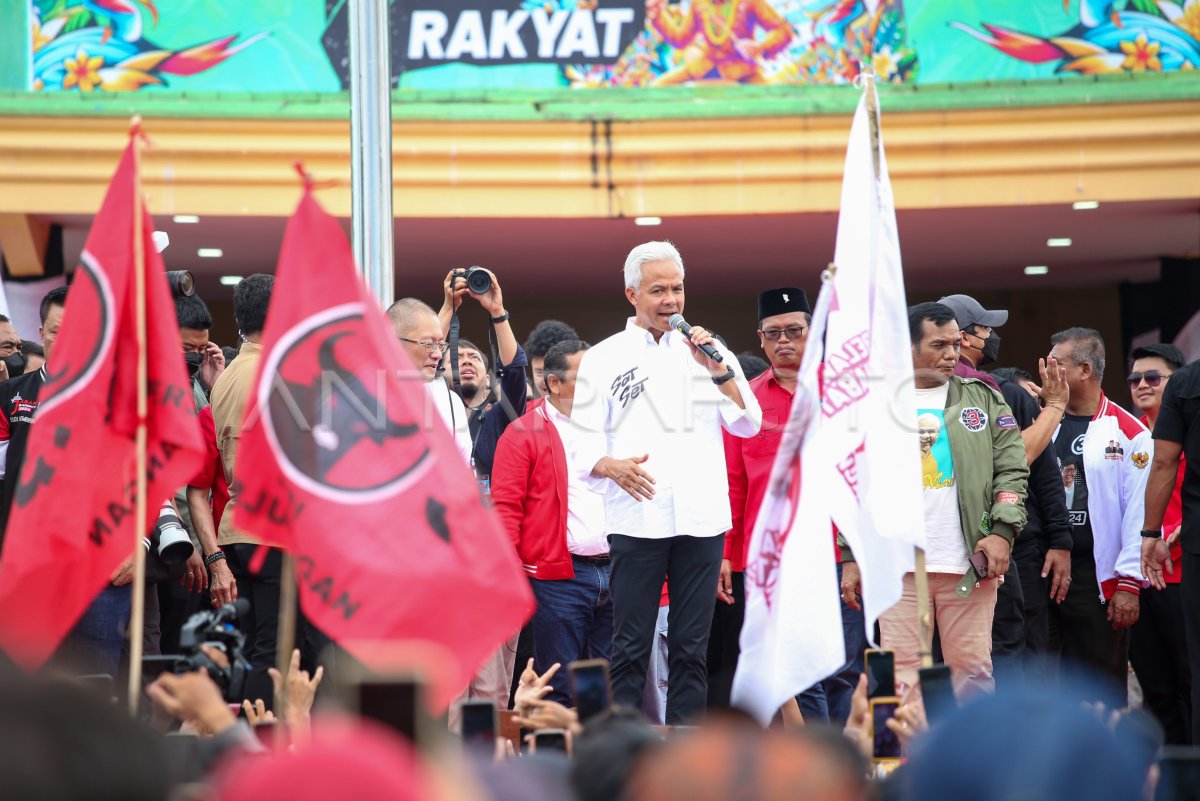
[{"xmin": 349, "ymin": 0, "xmax": 395, "ymax": 307}]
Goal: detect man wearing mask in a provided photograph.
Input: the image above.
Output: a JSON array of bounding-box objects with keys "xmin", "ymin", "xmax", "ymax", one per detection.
[{"xmin": 938, "ymin": 294, "xmax": 1073, "ymax": 680}]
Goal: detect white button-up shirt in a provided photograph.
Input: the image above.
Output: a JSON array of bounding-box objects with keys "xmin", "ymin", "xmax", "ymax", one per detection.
[
  {"xmin": 572, "ymin": 318, "xmax": 761, "ymax": 539},
  {"xmin": 544, "ymin": 401, "xmax": 609, "ymax": 556},
  {"xmin": 425, "ymin": 378, "xmax": 472, "ymax": 466}
]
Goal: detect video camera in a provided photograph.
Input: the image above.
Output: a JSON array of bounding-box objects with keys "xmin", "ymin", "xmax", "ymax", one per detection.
[
  {"xmin": 144, "ymin": 599, "xmax": 251, "ymax": 700},
  {"xmin": 452, "ymin": 266, "xmax": 492, "ymax": 295}
]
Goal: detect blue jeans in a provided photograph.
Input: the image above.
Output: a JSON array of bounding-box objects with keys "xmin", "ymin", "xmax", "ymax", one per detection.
[
  {"xmin": 57, "ymin": 584, "xmax": 132, "ymax": 677},
  {"xmin": 529, "ymin": 559, "xmax": 614, "ymax": 705},
  {"xmin": 822, "ymin": 562, "xmax": 868, "ymax": 726}
]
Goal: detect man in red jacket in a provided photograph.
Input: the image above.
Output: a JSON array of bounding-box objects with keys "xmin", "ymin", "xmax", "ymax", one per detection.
[{"xmin": 492, "ymin": 339, "xmax": 608, "ymax": 704}]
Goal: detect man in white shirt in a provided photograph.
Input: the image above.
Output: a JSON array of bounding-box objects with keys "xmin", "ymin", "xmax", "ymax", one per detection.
[
  {"xmin": 385, "ymin": 298, "xmax": 473, "ymax": 465},
  {"xmin": 572, "ymin": 241, "xmax": 762, "ymax": 724}
]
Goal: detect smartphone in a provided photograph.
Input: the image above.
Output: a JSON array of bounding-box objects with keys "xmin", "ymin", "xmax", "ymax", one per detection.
[
  {"xmin": 864, "ymin": 649, "xmax": 895, "ymax": 699},
  {"xmin": 352, "ymin": 677, "xmax": 425, "ymax": 746},
  {"xmin": 460, "ymin": 700, "xmax": 496, "ymax": 750},
  {"xmin": 1155, "ymin": 745, "xmax": 1200, "ymax": 801},
  {"xmin": 569, "ymin": 659, "xmax": 613, "ymax": 722},
  {"xmin": 870, "ymin": 697, "xmax": 902, "ymax": 761},
  {"xmin": 918, "ymin": 664, "xmax": 956, "ymax": 724},
  {"xmin": 533, "ymin": 728, "xmax": 568, "ymax": 753},
  {"xmin": 969, "ymin": 551, "xmax": 989, "ymax": 580}
]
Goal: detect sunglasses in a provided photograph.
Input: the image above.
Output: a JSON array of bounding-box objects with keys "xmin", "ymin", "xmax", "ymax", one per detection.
[{"xmin": 1127, "ymin": 370, "xmax": 1169, "ymax": 389}]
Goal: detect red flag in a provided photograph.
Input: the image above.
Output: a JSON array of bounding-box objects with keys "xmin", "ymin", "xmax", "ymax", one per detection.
[
  {"xmin": 234, "ymin": 186, "xmax": 533, "ymax": 712},
  {"xmin": 0, "ymin": 133, "xmax": 205, "ymax": 670}
]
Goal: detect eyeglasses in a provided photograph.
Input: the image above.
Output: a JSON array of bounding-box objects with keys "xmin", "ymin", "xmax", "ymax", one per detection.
[
  {"xmin": 1127, "ymin": 370, "xmax": 1169, "ymax": 389},
  {"xmin": 398, "ymin": 337, "xmax": 450, "ymax": 354},
  {"xmin": 759, "ymin": 326, "xmax": 808, "ymax": 342}
]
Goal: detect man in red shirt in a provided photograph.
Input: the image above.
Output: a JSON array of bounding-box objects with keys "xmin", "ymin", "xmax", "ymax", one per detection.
[
  {"xmin": 710, "ymin": 287, "xmax": 865, "ymax": 724},
  {"xmin": 1129, "ymin": 343, "xmax": 1191, "ymax": 743}
]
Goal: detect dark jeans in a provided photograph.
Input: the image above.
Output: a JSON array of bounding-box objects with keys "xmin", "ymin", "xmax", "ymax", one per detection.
[
  {"xmin": 706, "ymin": 571, "xmax": 745, "ymax": 709},
  {"xmin": 1014, "ymin": 545, "xmax": 1052, "ymax": 680},
  {"xmin": 1181, "ymin": 552, "xmax": 1200, "ymax": 745},
  {"xmin": 609, "ymin": 533, "xmax": 724, "ymax": 725},
  {"xmin": 227, "ymin": 545, "xmax": 331, "ymax": 709},
  {"xmin": 823, "ymin": 562, "xmax": 868, "ymax": 726},
  {"xmin": 529, "ymin": 559, "xmax": 614, "ymax": 706},
  {"xmin": 1047, "ymin": 558, "xmax": 1129, "ymax": 707},
  {"xmin": 1131, "ymin": 582, "xmax": 1192, "ymax": 744},
  {"xmin": 991, "ymin": 555, "xmax": 1025, "ymax": 688},
  {"xmin": 55, "ymin": 584, "xmax": 132, "ymax": 677}
]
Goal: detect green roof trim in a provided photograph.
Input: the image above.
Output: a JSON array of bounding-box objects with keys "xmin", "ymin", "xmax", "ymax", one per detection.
[{"xmin": 2, "ymin": 72, "xmax": 1199, "ymax": 122}]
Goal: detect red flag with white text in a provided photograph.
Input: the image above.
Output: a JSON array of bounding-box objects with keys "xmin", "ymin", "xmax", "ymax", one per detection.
[
  {"xmin": 234, "ymin": 185, "xmax": 533, "ymax": 711},
  {"xmin": 0, "ymin": 133, "xmax": 205, "ymax": 670}
]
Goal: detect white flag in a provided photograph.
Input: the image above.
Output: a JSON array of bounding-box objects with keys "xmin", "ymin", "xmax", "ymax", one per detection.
[
  {"xmin": 825, "ymin": 82, "xmax": 925, "ymax": 642},
  {"xmin": 732, "ymin": 280, "xmax": 843, "ymax": 725}
]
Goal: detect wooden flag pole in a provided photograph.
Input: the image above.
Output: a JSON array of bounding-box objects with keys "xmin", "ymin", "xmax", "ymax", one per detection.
[
  {"xmin": 274, "ymin": 552, "xmax": 297, "ymax": 715},
  {"xmin": 128, "ymin": 116, "xmax": 149, "ymax": 715}
]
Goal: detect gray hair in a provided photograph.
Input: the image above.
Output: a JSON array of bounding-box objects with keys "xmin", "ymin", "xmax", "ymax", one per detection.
[
  {"xmin": 1050, "ymin": 327, "xmax": 1106, "ymax": 379},
  {"xmin": 623, "ymin": 241, "xmax": 685, "ymax": 290},
  {"xmin": 385, "ymin": 297, "xmax": 438, "ymax": 337}
]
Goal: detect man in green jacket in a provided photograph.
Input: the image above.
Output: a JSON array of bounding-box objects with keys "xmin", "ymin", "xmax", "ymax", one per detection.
[{"xmin": 842, "ymin": 302, "xmax": 1029, "ymax": 694}]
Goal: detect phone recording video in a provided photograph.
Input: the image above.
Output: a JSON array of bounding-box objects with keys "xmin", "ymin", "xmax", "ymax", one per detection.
[
  {"xmin": 533, "ymin": 728, "xmax": 568, "ymax": 753},
  {"xmin": 865, "ymin": 649, "xmax": 896, "ymax": 699},
  {"xmin": 918, "ymin": 664, "xmax": 956, "ymax": 724},
  {"xmin": 569, "ymin": 659, "xmax": 612, "ymax": 723},
  {"xmin": 870, "ymin": 698, "xmax": 902, "ymax": 761},
  {"xmin": 460, "ymin": 700, "xmax": 497, "ymax": 750}
]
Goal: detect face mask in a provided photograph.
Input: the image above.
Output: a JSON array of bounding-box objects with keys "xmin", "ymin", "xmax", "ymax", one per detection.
[
  {"xmin": 979, "ymin": 331, "xmax": 1002, "ymax": 367},
  {"xmin": 184, "ymin": 351, "xmax": 202, "ymax": 380},
  {"xmin": 1, "ymin": 352, "xmax": 25, "ymax": 378}
]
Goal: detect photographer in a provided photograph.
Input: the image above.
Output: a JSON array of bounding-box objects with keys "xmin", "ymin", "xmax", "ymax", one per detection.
[
  {"xmin": 437, "ymin": 268, "xmax": 528, "ymax": 480},
  {"xmin": 175, "ymin": 293, "xmax": 225, "ymax": 404}
]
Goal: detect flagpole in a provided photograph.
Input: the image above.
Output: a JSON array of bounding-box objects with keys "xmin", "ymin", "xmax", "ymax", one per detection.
[
  {"xmin": 128, "ymin": 116, "xmax": 150, "ymax": 715},
  {"xmin": 274, "ymin": 553, "xmax": 297, "ymax": 715},
  {"xmin": 861, "ymin": 66, "xmax": 934, "ymax": 668}
]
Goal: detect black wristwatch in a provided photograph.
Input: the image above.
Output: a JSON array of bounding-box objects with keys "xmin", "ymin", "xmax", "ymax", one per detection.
[
  {"xmin": 1140, "ymin": 529, "xmax": 1163, "ymax": 539},
  {"xmin": 490, "ymin": 312, "xmax": 510, "ymax": 324},
  {"xmin": 712, "ymin": 368, "xmax": 737, "ymax": 386}
]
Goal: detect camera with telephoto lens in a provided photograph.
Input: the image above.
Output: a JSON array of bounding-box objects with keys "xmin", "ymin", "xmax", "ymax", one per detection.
[
  {"xmin": 167, "ymin": 270, "xmax": 195, "ymax": 298},
  {"xmin": 150, "ymin": 599, "xmax": 251, "ymax": 700},
  {"xmin": 154, "ymin": 501, "xmax": 194, "ymax": 565},
  {"xmin": 454, "ymin": 266, "xmax": 493, "ymax": 295}
]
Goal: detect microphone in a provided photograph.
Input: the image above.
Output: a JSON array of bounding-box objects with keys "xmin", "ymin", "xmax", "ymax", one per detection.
[{"xmin": 668, "ymin": 314, "xmax": 724, "ymax": 364}]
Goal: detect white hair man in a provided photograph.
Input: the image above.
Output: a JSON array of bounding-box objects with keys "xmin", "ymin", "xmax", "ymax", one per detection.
[{"xmin": 572, "ymin": 240, "xmax": 762, "ymax": 724}]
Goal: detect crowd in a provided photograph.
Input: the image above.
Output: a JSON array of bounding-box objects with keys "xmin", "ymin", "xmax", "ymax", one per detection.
[{"xmin": 0, "ymin": 238, "xmax": 1198, "ymax": 800}]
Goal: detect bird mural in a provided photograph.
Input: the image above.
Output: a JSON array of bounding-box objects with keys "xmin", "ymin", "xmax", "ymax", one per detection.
[
  {"xmin": 951, "ymin": 0, "xmax": 1200, "ymax": 75},
  {"xmin": 32, "ymin": 0, "xmax": 267, "ymax": 91}
]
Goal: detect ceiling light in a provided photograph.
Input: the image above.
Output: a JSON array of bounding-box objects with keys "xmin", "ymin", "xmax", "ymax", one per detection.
[
  {"xmin": 634, "ymin": 216, "xmax": 662, "ymax": 226},
  {"xmin": 1072, "ymin": 201, "xmax": 1099, "ymax": 211},
  {"xmin": 220, "ymin": 275, "xmax": 244, "ymax": 286},
  {"xmin": 173, "ymin": 214, "xmax": 200, "ymax": 224},
  {"xmin": 1024, "ymin": 265, "xmax": 1049, "ymax": 276},
  {"xmin": 197, "ymin": 248, "xmax": 223, "ymax": 258},
  {"xmin": 1047, "ymin": 238, "xmax": 1072, "ymax": 247},
  {"xmin": 152, "ymin": 230, "xmax": 169, "ymax": 252}
]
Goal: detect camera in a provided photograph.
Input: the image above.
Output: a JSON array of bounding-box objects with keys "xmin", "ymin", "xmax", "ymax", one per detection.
[
  {"xmin": 454, "ymin": 266, "xmax": 492, "ymax": 295},
  {"xmin": 145, "ymin": 599, "xmax": 251, "ymax": 700},
  {"xmin": 155, "ymin": 501, "xmax": 194, "ymax": 565},
  {"xmin": 167, "ymin": 270, "xmax": 195, "ymax": 298}
]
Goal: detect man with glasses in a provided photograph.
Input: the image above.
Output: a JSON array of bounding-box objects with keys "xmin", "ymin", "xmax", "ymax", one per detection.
[
  {"xmin": 1125, "ymin": 344, "xmax": 1191, "ymax": 742},
  {"xmin": 1047, "ymin": 327, "xmax": 1152, "ymax": 706}
]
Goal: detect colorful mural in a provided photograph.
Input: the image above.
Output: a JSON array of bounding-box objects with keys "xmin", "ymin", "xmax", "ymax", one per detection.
[
  {"xmin": 953, "ymin": 0, "xmax": 1200, "ymax": 75},
  {"xmin": 30, "ymin": 0, "xmax": 267, "ymax": 91},
  {"xmin": 23, "ymin": 0, "xmax": 1200, "ymax": 93}
]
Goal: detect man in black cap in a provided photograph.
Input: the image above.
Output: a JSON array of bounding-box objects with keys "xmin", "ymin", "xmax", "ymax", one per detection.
[
  {"xmin": 712, "ymin": 287, "xmax": 864, "ymax": 723},
  {"xmin": 937, "ymin": 293, "xmax": 1073, "ymax": 685}
]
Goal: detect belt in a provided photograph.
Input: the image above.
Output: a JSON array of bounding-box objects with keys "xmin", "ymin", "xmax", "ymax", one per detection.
[{"xmin": 570, "ymin": 553, "xmax": 611, "ymax": 566}]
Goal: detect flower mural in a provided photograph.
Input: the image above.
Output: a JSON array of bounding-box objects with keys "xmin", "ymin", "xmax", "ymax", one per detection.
[
  {"xmin": 31, "ymin": 0, "xmax": 267, "ymax": 92},
  {"xmin": 952, "ymin": 0, "xmax": 1200, "ymax": 76}
]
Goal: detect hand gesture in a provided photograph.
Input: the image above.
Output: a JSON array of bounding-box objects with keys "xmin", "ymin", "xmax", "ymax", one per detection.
[
  {"xmin": 1042, "ymin": 548, "xmax": 1071, "ymax": 603},
  {"xmin": 717, "ymin": 558, "xmax": 734, "ymax": 605},
  {"xmin": 198, "ymin": 342, "xmax": 225, "ymax": 390},
  {"xmin": 885, "ymin": 697, "xmax": 928, "ymax": 751},
  {"xmin": 268, "ymin": 648, "xmax": 324, "ymax": 723},
  {"xmin": 600, "ymin": 454, "xmax": 655, "ymax": 502},
  {"xmin": 514, "ymin": 658, "xmax": 560, "ymax": 717},
  {"xmin": 840, "ymin": 562, "xmax": 862, "ymax": 611},
  {"xmin": 146, "ymin": 670, "xmax": 236, "ymax": 736},
  {"xmin": 514, "ymin": 699, "xmax": 579, "ymax": 733},
  {"xmin": 679, "ymin": 325, "xmax": 725, "ymax": 374},
  {"xmin": 1107, "ymin": 589, "xmax": 1139, "ymax": 630},
  {"xmin": 843, "ymin": 673, "xmax": 871, "ymax": 760},
  {"xmin": 242, "ymin": 698, "xmax": 277, "ymax": 726},
  {"xmin": 1034, "ymin": 357, "xmax": 1069, "ymax": 408}
]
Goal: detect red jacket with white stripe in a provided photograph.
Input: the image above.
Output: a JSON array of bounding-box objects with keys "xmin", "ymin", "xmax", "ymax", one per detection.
[
  {"xmin": 1057, "ymin": 394, "xmax": 1153, "ymax": 599},
  {"xmin": 491, "ymin": 403, "xmax": 576, "ymax": 581}
]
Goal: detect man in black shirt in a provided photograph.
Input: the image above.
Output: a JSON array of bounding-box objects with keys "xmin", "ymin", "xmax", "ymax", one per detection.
[{"xmin": 1142, "ymin": 357, "xmax": 1200, "ymax": 744}]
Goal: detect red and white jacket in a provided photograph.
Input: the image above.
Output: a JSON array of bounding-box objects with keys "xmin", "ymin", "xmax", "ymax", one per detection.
[
  {"xmin": 491, "ymin": 403, "xmax": 576, "ymax": 581},
  {"xmin": 1057, "ymin": 394, "xmax": 1153, "ymax": 599}
]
